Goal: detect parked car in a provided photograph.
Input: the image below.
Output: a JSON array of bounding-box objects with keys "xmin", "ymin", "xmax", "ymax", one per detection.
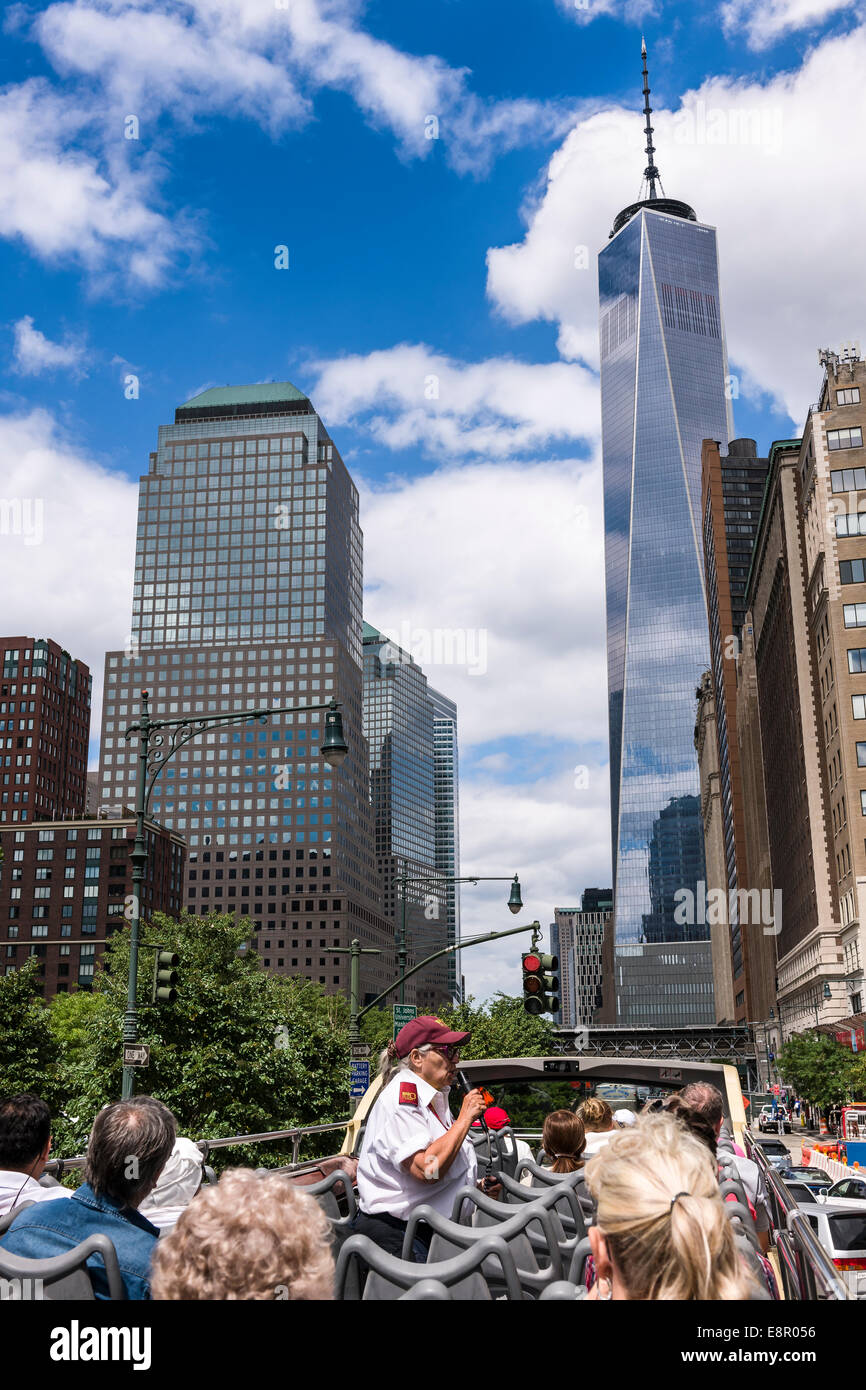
[
  {"xmin": 793, "ymin": 1201, "xmax": 866, "ymax": 1294},
  {"xmin": 779, "ymin": 1165, "xmax": 832, "ymax": 1198},
  {"xmin": 818, "ymin": 1176, "xmax": 866, "ymax": 1208},
  {"xmin": 758, "ymin": 1104, "xmax": 792, "ymax": 1134},
  {"xmin": 752, "ymin": 1137, "xmax": 792, "ymax": 1169}
]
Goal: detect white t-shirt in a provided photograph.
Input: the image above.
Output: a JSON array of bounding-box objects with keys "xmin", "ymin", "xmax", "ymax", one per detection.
[
  {"xmin": 583, "ymin": 1130, "xmax": 617, "ymax": 1157},
  {"xmin": 0, "ymin": 1171, "xmax": 70, "ymax": 1218},
  {"xmin": 357, "ymin": 1072, "xmax": 477, "ymax": 1221}
]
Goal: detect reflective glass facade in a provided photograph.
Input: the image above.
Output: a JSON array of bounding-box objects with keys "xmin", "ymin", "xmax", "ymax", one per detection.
[
  {"xmin": 362, "ymin": 625, "xmax": 453, "ymax": 1010},
  {"xmin": 600, "ymin": 207, "xmax": 731, "ymax": 1025},
  {"xmin": 97, "ymin": 385, "xmax": 394, "ymax": 1001},
  {"xmin": 430, "ymin": 686, "xmax": 461, "ymax": 1000}
]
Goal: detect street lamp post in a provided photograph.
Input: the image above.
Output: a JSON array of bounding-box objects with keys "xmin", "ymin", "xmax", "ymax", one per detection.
[
  {"xmin": 394, "ymin": 864, "xmax": 522, "ymax": 1005},
  {"xmin": 120, "ymin": 689, "xmax": 348, "ymax": 1100}
]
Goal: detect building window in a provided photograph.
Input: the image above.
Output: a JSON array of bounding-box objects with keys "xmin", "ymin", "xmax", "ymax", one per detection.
[
  {"xmin": 828, "ymin": 427, "xmax": 864, "ymax": 452},
  {"xmin": 855, "ymin": 696, "xmax": 866, "ymax": 720},
  {"xmin": 837, "ymin": 512, "xmax": 866, "ymax": 538},
  {"xmin": 837, "ymin": 388, "xmax": 861, "ymax": 406},
  {"xmin": 860, "ymin": 790, "xmax": 866, "ymax": 816},
  {"xmin": 831, "ymin": 466, "xmax": 866, "ymax": 492},
  {"xmin": 841, "ymin": 559, "xmax": 866, "ymax": 585},
  {"xmin": 848, "ymin": 649, "xmax": 866, "ymax": 673},
  {"xmin": 844, "ymin": 605, "xmax": 866, "ymax": 628},
  {"xmin": 857, "ymin": 743, "xmax": 866, "ymax": 767}
]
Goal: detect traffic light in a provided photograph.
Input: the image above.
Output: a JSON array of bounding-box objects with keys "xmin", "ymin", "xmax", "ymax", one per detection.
[
  {"xmin": 152, "ymin": 950, "xmax": 179, "ymax": 1005},
  {"xmin": 522, "ymin": 952, "xmax": 559, "ymax": 1015}
]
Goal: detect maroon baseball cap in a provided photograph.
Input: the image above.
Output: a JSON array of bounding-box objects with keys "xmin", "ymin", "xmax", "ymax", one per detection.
[{"xmin": 394, "ymin": 1015, "xmax": 471, "ymax": 1057}]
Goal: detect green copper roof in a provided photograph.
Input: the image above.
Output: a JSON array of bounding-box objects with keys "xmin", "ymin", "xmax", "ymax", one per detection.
[
  {"xmin": 178, "ymin": 382, "xmax": 308, "ymax": 411},
  {"xmin": 362, "ymin": 621, "xmax": 386, "ymax": 641}
]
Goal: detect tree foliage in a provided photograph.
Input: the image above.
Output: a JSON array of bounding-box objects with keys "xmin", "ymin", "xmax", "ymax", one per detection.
[
  {"xmin": 0, "ymin": 958, "xmax": 60, "ymax": 1102},
  {"xmin": 4, "ymin": 912, "xmax": 354, "ymax": 1168},
  {"xmin": 440, "ymin": 994, "xmax": 556, "ymax": 1061},
  {"xmin": 777, "ymin": 1030, "xmax": 862, "ymax": 1109}
]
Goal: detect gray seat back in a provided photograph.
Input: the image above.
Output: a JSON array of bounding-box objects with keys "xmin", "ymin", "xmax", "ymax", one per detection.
[
  {"xmin": 405, "ymin": 1198, "xmax": 563, "ymax": 1295},
  {"xmin": 0, "ymin": 1232, "xmax": 125, "ymax": 1301},
  {"xmin": 334, "ymin": 1231, "xmax": 523, "ymax": 1302}
]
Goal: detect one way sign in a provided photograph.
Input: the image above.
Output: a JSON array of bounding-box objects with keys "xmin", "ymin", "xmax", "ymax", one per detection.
[{"xmin": 123, "ymin": 1044, "xmax": 151, "ymax": 1067}]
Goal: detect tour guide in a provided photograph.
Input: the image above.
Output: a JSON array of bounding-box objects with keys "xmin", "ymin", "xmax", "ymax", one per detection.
[{"xmin": 353, "ymin": 1016, "xmax": 490, "ymax": 1258}]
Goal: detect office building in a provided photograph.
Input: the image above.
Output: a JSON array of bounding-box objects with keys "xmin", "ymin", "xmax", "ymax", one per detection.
[
  {"xmin": 430, "ymin": 685, "xmax": 461, "ymax": 1002},
  {"xmin": 0, "ymin": 813, "xmax": 184, "ymax": 996},
  {"xmin": 700, "ymin": 440, "xmax": 775, "ymax": 1024},
  {"xmin": 362, "ymin": 623, "xmax": 451, "ymax": 1012},
  {"xmin": 552, "ymin": 889, "xmax": 613, "ymax": 1028},
  {"xmin": 694, "ymin": 670, "xmax": 736, "ymax": 1022},
  {"xmin": 795, "ymin": 347, "xmax": 866, "ymax": 1027},
  {"xmin": 98, "ymin": 383, "xmax": 394, "ymax": 1003},
  {"xmin": 0, "ymin": 637, "xmax": 90, "ymax": 824},
  {"xmin": 743, "ymin": 432, "xmax": 843, "ymax": 1035},
  {"xmin": 599, "ymin": 44, "xmax": 731, "ymax": 1024}
]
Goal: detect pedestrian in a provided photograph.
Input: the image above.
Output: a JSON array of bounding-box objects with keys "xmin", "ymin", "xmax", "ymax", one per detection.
[{"xmin": 352, "ymin": 1016, "xmax": 492, "ymax": 1261}]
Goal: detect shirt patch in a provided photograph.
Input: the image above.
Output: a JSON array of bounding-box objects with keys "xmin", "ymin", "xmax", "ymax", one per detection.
[{"xmin": 398, "ymin": 1082, "xmax": 419, "ymax": 1106}]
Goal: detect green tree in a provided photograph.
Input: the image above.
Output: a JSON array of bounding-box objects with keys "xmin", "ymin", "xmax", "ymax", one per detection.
[
  {"xmin": 359, "ymin": 1007, "xmax": 394, "ymax": 1061},
  {"xmin": 777, "ymin": 1031, "xmax": 859, "ymax": 1109},
  {"xmin": 441, "ymin": 994, "xmax": 556, "ymax": 1061},
  {"xmin": 0, "ymin": 958, "xmax": 59, "ymax": 1102},
  {"xmin": 48, "ymin": 990, "xmax": 109, "ymax": 1069},
  {"xmin": 47, "ymin": 911, "xmax": 353, "ymax": 1167}
]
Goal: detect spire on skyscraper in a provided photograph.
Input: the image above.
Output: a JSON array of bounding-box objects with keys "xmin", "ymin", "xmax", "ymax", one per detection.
[
  {"xmin": 640, "ymin": 37, "xmax": 663, "ymax": 202},
  {"xmin": 610, "ymin": 38, "xmax": 696, "ymax": 237}
]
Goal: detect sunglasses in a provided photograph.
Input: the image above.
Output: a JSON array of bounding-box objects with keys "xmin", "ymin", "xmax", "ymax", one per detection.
[{"xmin": 429, "ymin": 1044, "xmax": 461, "ymax": 1061}]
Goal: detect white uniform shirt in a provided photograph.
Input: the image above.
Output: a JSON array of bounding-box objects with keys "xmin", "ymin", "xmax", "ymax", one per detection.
[
  {"xmin": 0, "ymin": 1171, "xmax": 70, "ymax": 1218},
  {"xmin": 357, "ymin": 1072, "xmax": 478, "ymax": 1220}
]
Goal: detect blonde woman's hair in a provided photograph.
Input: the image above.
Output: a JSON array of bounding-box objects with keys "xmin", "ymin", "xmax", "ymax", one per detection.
[
  {"xmin": 584, "ymin": 1113, "xmax": 759, "ymax": 1301},
  {"xmin": 578, "ymin": 1096, "xmax": 614, "ymax": 1133},
  {"xmin": 150, "ymin": 1168, "xmax": 335, "ymax": 1300}
]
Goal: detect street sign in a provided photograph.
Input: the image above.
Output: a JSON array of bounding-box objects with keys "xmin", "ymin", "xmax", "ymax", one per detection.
[
  {"xmin": 393, "ymin": 1004, "xmax": 417, "ymax": 1039},
  {"xmin": 350, "ymin": 1061, "xmax": 370, "ymax": 1098},
  {"xmin": 350, "ymin": 1043, "xmax": 370, "ymax": 1059},
  {"xmin": 123, "ymin": 1044, "xmax": 150, "ymax": 1067}
]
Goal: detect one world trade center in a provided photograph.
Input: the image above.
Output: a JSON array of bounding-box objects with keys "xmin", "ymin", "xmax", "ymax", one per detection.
[{"xmin": 599, "ymin": 43, "xmax": 732, "ymax": 1025}]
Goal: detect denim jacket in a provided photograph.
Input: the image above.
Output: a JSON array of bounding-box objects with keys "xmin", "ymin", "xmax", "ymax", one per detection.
[{"xmin": 0, "ymin": 1181, "xmax": 160, "ymax": 1299}]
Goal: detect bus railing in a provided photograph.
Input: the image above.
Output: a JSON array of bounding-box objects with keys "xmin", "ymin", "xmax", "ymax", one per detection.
[
  {"xmin": 44, "ymin": 1118, "xmax": 354, "ymax": 1180},
  {"xmin": 746, "ymin": 1130, "xmax": 851, "ymax": 1300}
]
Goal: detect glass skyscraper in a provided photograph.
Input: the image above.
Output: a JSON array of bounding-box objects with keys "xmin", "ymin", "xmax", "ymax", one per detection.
[
  {"xmin": 362, "ymin": 623, "xmax": 455, "ymax": 1011},
  {"xmin": 430, "ymin": 686, "xmax": 461, "ymax": 1002},
  {"xmin": 98, "ymin": 383, "xmax": 395, "ymax": 1002},
  {"xmin": 599, "ymin": 46, "xmax": 731, "ymax": 1024}
]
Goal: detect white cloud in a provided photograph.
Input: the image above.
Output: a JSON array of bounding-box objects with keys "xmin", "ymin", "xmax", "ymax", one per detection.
[
  {"xmin": 0, "ymin": 79, "xmax": 183, "ymax": 287},
  {"xmin": 310, "ymin": 344, "xmax": 600, "ymax": 459},
  {"xmin": 31, "ymin": 0, "xmax": 573, "ymax": 175},
  {"xmin": 359, "ymin": 457, "xmax": 607, "ymax": 749},
  {"xmin": 555, "ymin": 0, "xmax": 659, "ymax": 24},
  {"xmin": 487, "ymin": 22, "xmax": 866, "ymax": 425},
  {"xmin": 11, "ymin": 316, "xmax": 89, "ymax": 376},
  {"xmin": 453, "ymin": 761, "xmax": 611, "ymax": 1002},
  {"xmin": 720, "ymin": 0, "xmax": 854, "ymax": 49},
  {"xmin": 0, "ymin": 409, "xmax": 138, "ymax": 738}
]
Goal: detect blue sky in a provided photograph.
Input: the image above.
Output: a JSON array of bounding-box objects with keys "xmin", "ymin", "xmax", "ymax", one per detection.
[{"xmin": 2, "ymin": 0, "xmax": 865, "ymax": 1000}]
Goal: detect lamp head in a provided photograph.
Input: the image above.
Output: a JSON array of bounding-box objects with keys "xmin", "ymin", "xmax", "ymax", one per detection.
[
  {"xmin": 320, "ymin": 700, "xmax": 348, "ymax": 767},
  {"xmin": 507, "ymin": 875, "xmax": 523, "ymax": 916}
]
